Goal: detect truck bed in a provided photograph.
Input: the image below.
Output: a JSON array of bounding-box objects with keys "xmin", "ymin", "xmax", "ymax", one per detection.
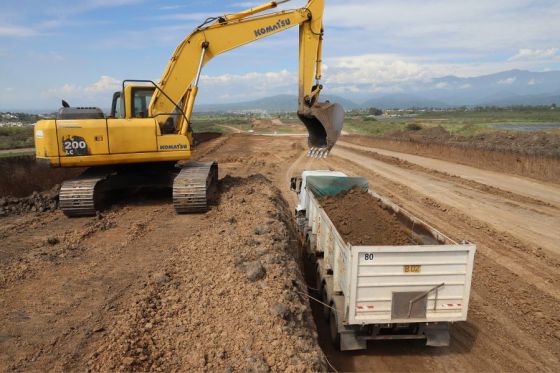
[{"xmin": 307, "ymin": 188, "xmax": 475, "ymax": 326}]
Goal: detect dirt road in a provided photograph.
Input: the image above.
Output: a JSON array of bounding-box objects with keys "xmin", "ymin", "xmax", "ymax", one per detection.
[{"xmin": 1, "ymin": 133, "xmax": 559, "ymax": 372}]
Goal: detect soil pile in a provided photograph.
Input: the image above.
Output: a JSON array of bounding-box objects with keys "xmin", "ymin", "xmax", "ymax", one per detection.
[
  {"xmin": 386, "ymin": 126, "xmax": 560, "ymax": 157},
  {"xmin": 87, "ymin": 175, "xmax": 325, "ymax": 372},
  {"xmin": 319, "ymin": 188, "xmax": 412, "ymax": 245},
  {"xmin": 0, "ymin": 184, "xmax": 59, "ymax": 217}
]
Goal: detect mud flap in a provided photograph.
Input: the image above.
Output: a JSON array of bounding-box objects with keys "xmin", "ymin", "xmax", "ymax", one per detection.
[
  {"xmin": 422, "ymin": 323, "xmax": 450, "ymax": 347},
  {"xmin": 332, "ymin": 295, "xmax": 367, "ymax": 351},
  {"xmin": 340, "ymin": 332, "xmax": 367, "ymax": 351}
]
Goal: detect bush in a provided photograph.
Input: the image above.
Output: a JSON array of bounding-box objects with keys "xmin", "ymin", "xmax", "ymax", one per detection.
[
  {"xmin": 0, "ymin": 126, "xmax": 34, "ymax": 150},
  {"xmin": 405, "ymin": 123, "xmax": 423, "ymax": 131}
]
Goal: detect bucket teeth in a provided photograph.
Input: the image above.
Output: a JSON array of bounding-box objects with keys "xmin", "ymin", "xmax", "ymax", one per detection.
[{"xmin": 306, "ymin": 147, "xmax": 330, "ymax": 159}]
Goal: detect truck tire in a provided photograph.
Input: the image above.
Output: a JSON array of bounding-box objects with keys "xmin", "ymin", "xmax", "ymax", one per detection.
[
  {"xmin": 329, "ymin": 305, "xmax": 341, "ymax": 350},
  {"xmin": 320, "ymin": 285, "xmax": 330, "ymax": 321},
  {"xmin": 315, "ymin": 270, "xmax": 330, "ymax": 321}
]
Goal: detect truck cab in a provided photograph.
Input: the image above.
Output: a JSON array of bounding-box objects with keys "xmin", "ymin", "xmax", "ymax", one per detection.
[{"xmin": 290, "ymin": 170, "xmax": 347, "ymax": 214}]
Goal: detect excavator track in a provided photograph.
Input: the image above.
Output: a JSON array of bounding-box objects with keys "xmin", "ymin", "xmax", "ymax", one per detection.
[
  {"xmin": 173, "ymin": 161, "xmax": 218, "ymax": 213},
  {"xmin": 59, "ymin": 173, "xmax": 108, "ymax": 217}
]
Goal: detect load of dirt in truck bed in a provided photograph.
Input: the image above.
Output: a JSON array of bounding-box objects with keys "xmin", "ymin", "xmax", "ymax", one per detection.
[{"xmin": 319, "ymin": 188, "xmax": 412, "ymax": 245}]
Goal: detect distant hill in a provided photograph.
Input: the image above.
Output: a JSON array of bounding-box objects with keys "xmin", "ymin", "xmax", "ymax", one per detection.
[
  {"xmin": 361, "ymin": 94, "xmax": 448, "ymax": 109},
  {"xmin": 195, "ymin": 69, "xmax": 560, "ymax": 112}
]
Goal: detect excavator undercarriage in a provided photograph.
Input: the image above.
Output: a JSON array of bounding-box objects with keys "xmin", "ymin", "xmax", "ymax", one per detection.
[{"xmin": 59, "ymin": 162, "xmax": 218, "ymax": 217}]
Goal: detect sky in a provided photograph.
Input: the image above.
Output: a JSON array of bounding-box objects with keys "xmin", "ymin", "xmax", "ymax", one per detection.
[{"xmin": 0, "ymin": 0, "xmax": 559, "ymax": 110}]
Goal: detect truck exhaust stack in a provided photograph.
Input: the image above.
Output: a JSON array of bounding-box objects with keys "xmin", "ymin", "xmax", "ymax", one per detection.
[{"xmin": 298, "ymin": 101, "xmax": 344, "ymax": 158}]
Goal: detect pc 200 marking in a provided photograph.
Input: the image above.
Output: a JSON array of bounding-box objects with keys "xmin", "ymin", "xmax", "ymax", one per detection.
[{"xmin": 62, "ymin": 135, "xmax": 89, "ymax": 156}]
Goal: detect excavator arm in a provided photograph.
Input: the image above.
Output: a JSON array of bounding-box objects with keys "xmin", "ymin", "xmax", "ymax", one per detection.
[{"xmin": 149, "ymin": 0, "xmax": 343, "ymax": 156}]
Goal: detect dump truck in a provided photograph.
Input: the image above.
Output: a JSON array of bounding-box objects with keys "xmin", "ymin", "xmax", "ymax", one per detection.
[{"xmin": 290, "ymin": 171, "xmax": 476, "ymax": 351}]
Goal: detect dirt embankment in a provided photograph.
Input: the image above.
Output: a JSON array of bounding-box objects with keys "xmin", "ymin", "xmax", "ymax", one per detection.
[
  {"xmin": 0, "ymin": 156, "xmax": 82, "ymax": 198},
  {"xmin": 319, "ymin": 188, "xmax": 411, "ymax": 245},
  {"xmin": 87, "ymin": 175, "xmax": 325, "ymax": 372},
  {"xmin": 344, "ymin": 128, "xmax": 560, "ymax": 183}
]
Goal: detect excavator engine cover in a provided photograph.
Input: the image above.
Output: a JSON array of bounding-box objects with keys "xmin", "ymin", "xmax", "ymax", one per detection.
[{"xmin": 298, "ymin": 101, "xmax": 344, "ymax": 158}]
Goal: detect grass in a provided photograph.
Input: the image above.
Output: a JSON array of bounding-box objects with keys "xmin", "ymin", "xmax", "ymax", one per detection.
[
  {"xmin": 344, "ymin": 108, "xmax": 560, "ymax": 137},
  {"xmin": 0, "ymin": 126, "xmax": 34, "ymax": 150},
  {"xmin": 190, "ymin": 114, "xmax": 251, "ymax": 133},
  {"xmin": 0, "ymin": 150, "xmax": 35, "ymax": 158}
]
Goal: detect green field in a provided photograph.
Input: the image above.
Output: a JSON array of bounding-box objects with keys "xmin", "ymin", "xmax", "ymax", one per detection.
[
  {"xmin": 343, "ymin": 108, "xmax": 560, "ymax": 137},
  {"xmin": 190, "ymin": 113, "xmax": 251, "ymax": 133},
  {"xmin": 0, "ymin": 126, "xmax": 35, "ymax": 150},
  {"xmin": 1, "ymin": 108, "xmax": 558, "ymax": 153}
]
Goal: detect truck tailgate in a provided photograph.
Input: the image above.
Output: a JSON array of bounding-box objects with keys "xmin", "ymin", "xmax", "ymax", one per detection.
[{"xmin": 348, "ymin": 244, "xmax": 476, "ymax": 324}]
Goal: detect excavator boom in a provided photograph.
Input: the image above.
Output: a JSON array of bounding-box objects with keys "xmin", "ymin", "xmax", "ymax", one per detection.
[{"xmin": 150, "ymin": 0, "xmax": 343, "ymax": 156}]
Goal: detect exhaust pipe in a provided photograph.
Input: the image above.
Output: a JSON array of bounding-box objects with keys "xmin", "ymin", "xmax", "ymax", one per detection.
[{"xmin": 298, "ymin": 101, "xmax": 344, "ymax": 158}]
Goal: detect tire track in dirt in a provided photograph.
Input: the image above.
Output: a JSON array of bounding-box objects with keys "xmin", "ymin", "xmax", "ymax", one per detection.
[
  {"xmin": 0, "ymin": 135, "xmax": 326, "ymax": 372},
  {"xmin": 0, "ymin": 202, "xmax": 187, "ymax": 371},
  {"xmin": 331, "ymin": 146, "xmax": 560, "ymax": 258},
  {"xmin": 338, "ymin": 143, "xmax": 557, "ymax": 209}
]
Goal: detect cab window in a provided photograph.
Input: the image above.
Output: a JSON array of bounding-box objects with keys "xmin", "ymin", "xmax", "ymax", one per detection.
[
  {"xmin": 132, "ymin": 89, "xmax": 154, "ymax": 118},
  {"xmin": 114, "ymin": 95, "xmax": 124, "ymax": 118}
]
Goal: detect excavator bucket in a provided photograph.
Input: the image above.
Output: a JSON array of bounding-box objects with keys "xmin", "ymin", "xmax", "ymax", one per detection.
[{"xmin": 298, "ymin": 101, "xmax": 344, "ymax": 158}]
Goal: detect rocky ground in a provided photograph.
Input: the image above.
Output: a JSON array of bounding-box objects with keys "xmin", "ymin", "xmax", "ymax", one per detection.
[{"xmin": 1, "ymin": 133, "xmax": 559, "ymax": 372}]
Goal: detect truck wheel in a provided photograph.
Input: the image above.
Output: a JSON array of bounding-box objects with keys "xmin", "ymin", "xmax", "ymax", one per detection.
[
  {"xmin": 320, "ymin": 285, "xmax": 330, "ymax": 321},
  {"xmin": 315, "ymin": 270, "xmax": 322, "ymax": 295},
  {"xmin": 329, "ymin": 305, "xmax": 341, "ymax": 350}
]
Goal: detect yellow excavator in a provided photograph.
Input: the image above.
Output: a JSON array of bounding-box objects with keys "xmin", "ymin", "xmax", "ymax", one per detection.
[{"xmin": 34, "ymin": 0, "xmax": 343, "ymax": 217}]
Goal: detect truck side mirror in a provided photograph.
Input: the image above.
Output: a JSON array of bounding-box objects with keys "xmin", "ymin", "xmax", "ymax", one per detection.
[{"xmin": 290, "ymin": 177, "xmax": 297, "ymax": 192}]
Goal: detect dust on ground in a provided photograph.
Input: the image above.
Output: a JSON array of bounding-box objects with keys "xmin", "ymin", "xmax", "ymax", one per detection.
[{"xmin": 319, "ymin": 188, "xmax": 411, "ymax": 245}]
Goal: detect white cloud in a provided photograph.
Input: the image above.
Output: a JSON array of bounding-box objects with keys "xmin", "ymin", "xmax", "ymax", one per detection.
[
  {"xmin": 509, "ymin": 48, "xmax": 559, "ymax": 61},
  {"xmin": 497, "ymin": 77, "xmax": 516, "ymax": 85},
  {"xmin": 198, "ymin": 70, "xmax": 297, "ymax": 102},
  {"xmin": 43, "ymin": 76, "xmax": 121, "ymax": 99},
  {"xmin": 150, "ymin": 12, "xmax": 216, "ymax": 21},
  {"xmin": 66, "ymin": 0, "xmax": 144, "ymax": 13},
  {"xmin": 159, "ymin": 5, "xmax": 187, "ymax": 11},
  {"xmin": 85, "ymin": 76, "xmax": 121, "ymax": 93},
  {"xmin": 0, "ymin": 25, "xmax": 36, "ymax": 37},
  {"xmin": 325, "ymin": 54, "xmax": 428, "ymax": 86},
  {"xmin": 325, "ymin": 0, "xmax": 560, "ymax": 52},
  {"xmin": 232, "ymin": 2, "xmax": 265, "ymax": 8},
  {"xmin": 29, "ymin": 51, "xmax": 64, "ymax": 62}
]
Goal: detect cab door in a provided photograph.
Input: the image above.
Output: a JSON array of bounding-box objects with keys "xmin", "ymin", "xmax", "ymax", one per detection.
[{"xmin": 106, "ymin": 87, "xmax": 158, "ymax": 154}]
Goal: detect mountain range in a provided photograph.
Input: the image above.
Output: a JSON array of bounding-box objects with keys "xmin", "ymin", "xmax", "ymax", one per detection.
[{"xmin": 195, "ymin": 69, "xmax": 560, "ymax": 112}]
